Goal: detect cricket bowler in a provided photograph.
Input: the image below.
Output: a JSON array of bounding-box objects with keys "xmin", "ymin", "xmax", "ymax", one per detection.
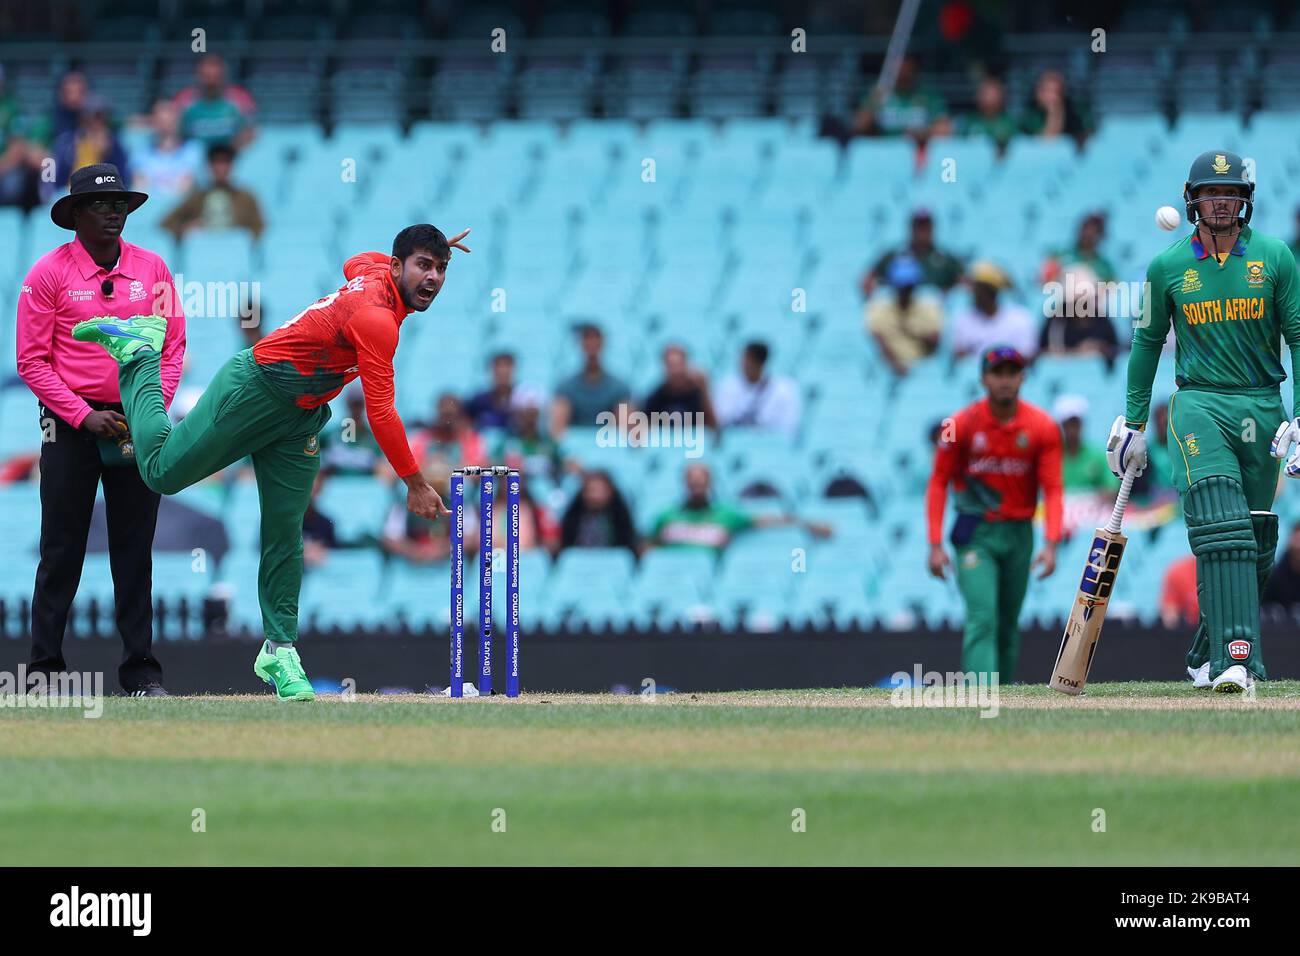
[
  {"xmin": 71, "ymin": 224, "xmax": 469, "ymax": 700},
  {"xmin": 926, "ymin": 345, "xmax": 1063, "ymax": 680},
  {"xmin": 1110, "ymin": 150, "xmax": 1300, "ymax": 693}
]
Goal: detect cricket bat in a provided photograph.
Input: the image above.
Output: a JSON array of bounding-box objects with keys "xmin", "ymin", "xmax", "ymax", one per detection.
[{"xmin": 1049, "ymin": 467, "xmax": 1139, "ymax": 695}]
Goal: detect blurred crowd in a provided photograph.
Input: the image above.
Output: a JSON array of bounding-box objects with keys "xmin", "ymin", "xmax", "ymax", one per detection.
[
  {"xmin": 863, "ymin": 206, "xmax": 1120, "ymax": 377},
  {"xmin": 0, "ymin": 54, "xmax": 262, "ymax": 232},
  {"xmin": 9, "ymin": 50, "xmax": 1300, "ymax": 622},
  {"xmin": 821, "ymin": 56, "xmax": 1094, "ymax": 155},
  {"xmin": 298, "ymin": 327, "xmax": 827, "ymax": 568}
]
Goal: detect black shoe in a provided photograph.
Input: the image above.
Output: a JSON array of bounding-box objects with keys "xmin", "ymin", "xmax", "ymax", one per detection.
[{"xmin": 125, "ymin": 682, "xmax": 170, "ymax": 698}]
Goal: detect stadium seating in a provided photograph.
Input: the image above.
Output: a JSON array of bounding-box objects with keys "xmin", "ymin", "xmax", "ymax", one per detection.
[{"xmin": 5, "ymin": 103, "xmax": 1297, "ymax": 638}]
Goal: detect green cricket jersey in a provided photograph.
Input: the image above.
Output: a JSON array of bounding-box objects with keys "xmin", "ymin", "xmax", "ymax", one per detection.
[{"xmin": 1126, "ymin": 225, "xmax": 1300, "ymax": 427}]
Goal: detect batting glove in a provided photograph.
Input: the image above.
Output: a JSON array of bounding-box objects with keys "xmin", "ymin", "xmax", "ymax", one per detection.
[
  {"xmin": 1271, "ymin": 418, "xmax": 1300, "ymax": 478},
  {"xmin": 1106, "ymin": 415, "xmax": 1148, "ymax": 478}
]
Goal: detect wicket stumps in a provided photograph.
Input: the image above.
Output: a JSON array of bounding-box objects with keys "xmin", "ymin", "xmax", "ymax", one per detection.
[{"xmin": 449, "ymin": 466, "xmax": 521, "ymax": 698}]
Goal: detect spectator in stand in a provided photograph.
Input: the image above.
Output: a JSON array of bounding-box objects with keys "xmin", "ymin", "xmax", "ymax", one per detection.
[
  {"xmin": 161, "ymin": 143, "xmax": 264, "ymax": 240},
  {"xmin": 1039, "ymin": 214, "xmax": 1117, "ymax": 363},
  {"xmin": 952, "ymin": 261, "xmax": 1036, "ymax": 359},
  {"xmin": 960, "ymin": 75, "xmax": 1017, "ymax": 155},
  {"xmin": 642, "ymin": 343, "xmax": 716, "ymax": 427},
  {"xmin": 1038, "ymin": 215, "xmax": 1117, "ymax": 345},
  {"xmin": 131, "ymin": 99, "xmax": 202, "ymax": 198},
  {"xmin": 865, "ymin": 254, "xmax": 944, "ymax": 375},
  {"xmin": 36, "ymin": 69, "xmax": 89, "ymax": 146},
  {"xmin": 862, "ymin": 209, "xmax": 963, "ymax": 297},
  {"xmin": 0, "ymin": 64, "xmax": 40, "ymax": 210},
  {"xmin": 1053, "ymin": 395, "xmax": 1116, "ymax": 494},
  {"xmin": 465, "ymin": 351, "xmax": 517, "ymax": 432},
  {"xmin": 1160, "ymin": 554, "xmax": 1199, "ymax": 628},
  {"xmin": 550, "ymin": 323, "xmax": 632, "ymax": 436},
  {"xmin": 713, "ymin": 341, "xmax": 801, "ymax": 438},
  {"xmin": 412, "ymin": 392, "xmax": 486, "ymax": 467},
  {"xmin": 174, "ymin": 53, "xmax": 256, "ymax": 150},
  {"xmin": 851, "ymin": 54, "xmax": 951, "ymax": 143},
  {"xmin": 650, "ymin": 463, "xmax": 829, "ymax": 554},
  {"xmin": 302, "ymin": 471, "xmax": 337, "ymax": 568},
  {"xmin": 1262, "ymin": 522, "xmax": 1300, "ymax": 611},
  {"xmin": 495, "ymin": 387, "xmax": 565, "ymax": 488},
  {"xmin": 1038, "ymin": 290, "xmax": 1120, "ymax": 367},
  {"xmin": 321, "ymin": 386, "xmax": 385, "ymax": 478},
  {"xmin": 52, "ymin": 95, "xmax": 130, "ymax": 187},
  {"xmin": 560, "ymin": 469, "xmax": 640, "ymax": 555},
  {"xmin": 1021, "ymin": 69, "xmax": 1092, "ymax": 147},
  {"xmin": 1041, "ymin": 212, "xmax": 1117, "ymax": 286}
]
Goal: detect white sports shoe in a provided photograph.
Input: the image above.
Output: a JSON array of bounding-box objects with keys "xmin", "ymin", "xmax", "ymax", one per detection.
[
  {"xmin": 439, "ymin": 684, "xmax": 480, "ymax": 697},
  {"xmin": 1188, "ymin": 662, "xmax": 1212, "ymax": 689},
  {"xmin": 1211, "ymin": 664, "xmax": 1254, "ymax": 694}
]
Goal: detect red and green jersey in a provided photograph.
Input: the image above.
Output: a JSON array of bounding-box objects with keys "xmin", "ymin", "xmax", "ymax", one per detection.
[
  {"xmin": 926, "ymin": 398, "xmax": 1064, "ymax": 545},
  {"xmin": 253, "ymin": 252, "xmax": 420, "ymax": 477},
  {"xmin": 1127, "ymin": 225, "xmax": 1300, "ymax": 426}
]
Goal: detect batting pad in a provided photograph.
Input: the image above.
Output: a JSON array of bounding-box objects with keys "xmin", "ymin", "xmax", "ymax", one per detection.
[
  {"xmin": 1184, "ymin": 477, "xmax": 1264, "ymax": 679},
  {"xmin": 1186, "ymin": 509, "xmax": 1278, "ymax": 670}
]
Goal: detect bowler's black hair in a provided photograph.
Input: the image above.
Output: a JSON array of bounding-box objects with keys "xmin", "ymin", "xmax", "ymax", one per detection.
[
  {"xmin": 392, "ymin": 224, "xmax": 450, "ymax": 263},
  {"xmin": 207, "ymin": 143, "xmax": 236, "ymax": 164},
  {"xmin": 744, "ymin": 341, "xmax": 770, "ymax": 366}
]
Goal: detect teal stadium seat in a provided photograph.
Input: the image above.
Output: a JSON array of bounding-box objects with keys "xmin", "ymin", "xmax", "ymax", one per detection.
[
  {"xmin": 548, "ymin": 547, "xmax": 634, "ymax": 629},
  {"xmin": 629, "ymin": 548, "xmax": 715, "ymax": 628},
  {"xmin": 316, "ymin": 476, "xmax": 393, "ymax": 544},
  {"xmin": 299, "ymin": 550, "xmax": 384, "ymax": 631},
  {"xmin": 150, "ymin": 552, "xmax": 214, "ymax": 637}
]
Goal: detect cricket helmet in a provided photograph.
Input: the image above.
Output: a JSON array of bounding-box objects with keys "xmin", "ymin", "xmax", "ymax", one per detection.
[{"xmin": 1183, "ymin": 150, "xmax": 1253, "ymax": 226}]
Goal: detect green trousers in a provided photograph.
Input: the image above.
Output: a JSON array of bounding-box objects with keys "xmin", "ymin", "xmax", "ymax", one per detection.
[
  {"xmin": 954, "ymin": 520, "xmax": 1033, "ymax": 681},
  {"xmin": 119, "ymin": 348, "xmax": 330, "ymax": 643},
  {"xmin": 1166, "ymin": 386, "xmax": 1282, "ymax": 508},
  {"xmin": 1168, "ymin": 386, "xmax": 1281, "ymax": 679}
]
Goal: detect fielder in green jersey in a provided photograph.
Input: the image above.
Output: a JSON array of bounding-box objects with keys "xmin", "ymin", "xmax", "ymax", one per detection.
[{"xmin": 1111, "ymin": 149, "xmax": 1300, "ymax": 693}]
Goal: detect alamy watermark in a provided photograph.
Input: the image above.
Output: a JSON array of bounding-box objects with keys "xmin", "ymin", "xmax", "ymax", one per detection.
[
  {"xmin": 151, "ymin": 275, "xmax": 262, "ymax": 328},
  {"xmin": 596, "ymin": 404, "xmax": 707, "ymax": 459},
  {"xmin": 0, "ymin": 666, "xmax": 104, "ymax": 718},
  {"xmin": 1041, "ymin": 274, "xmax": 1152, "ymax": 326},
  {"xmin": 889, "ymin": 664, "xmax": 1000, "ymax": 718}
]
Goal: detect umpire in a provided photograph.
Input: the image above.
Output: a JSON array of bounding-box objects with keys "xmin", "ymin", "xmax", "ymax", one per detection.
[{"xmin": 15, "ymin": 164, "xmax": 186, "ymax": 695}]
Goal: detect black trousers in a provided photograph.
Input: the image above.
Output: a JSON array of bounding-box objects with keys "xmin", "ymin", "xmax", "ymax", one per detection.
[{"xmin": 29, "ymin": 402, "xmax": 163, "ymax": 691}]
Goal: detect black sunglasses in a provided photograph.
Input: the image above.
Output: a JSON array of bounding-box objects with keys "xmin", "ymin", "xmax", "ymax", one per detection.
[{"xmin": 85, "ymin": 199, "xmax": 129, "ymax": 214}]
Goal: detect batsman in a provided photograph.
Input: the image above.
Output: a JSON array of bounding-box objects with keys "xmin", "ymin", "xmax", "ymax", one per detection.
[{"xmin": 1111, "ymin": 150, "xmax": 1300, "ymax": 693}]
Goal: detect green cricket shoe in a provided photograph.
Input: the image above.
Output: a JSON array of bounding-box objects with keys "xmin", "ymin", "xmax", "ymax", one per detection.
[
  {"xmin": 253, "ymin": 641, "xmax": 316, "ymax": 701},
  {"xmin": 71, "ymin": 314, "xmax": 167, "ymax": 363}
]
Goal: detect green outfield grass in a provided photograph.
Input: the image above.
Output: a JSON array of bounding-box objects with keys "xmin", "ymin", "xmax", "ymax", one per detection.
[{"xmin": 2, "ymin": 683, "xmax": 1298, "ymax": 865}]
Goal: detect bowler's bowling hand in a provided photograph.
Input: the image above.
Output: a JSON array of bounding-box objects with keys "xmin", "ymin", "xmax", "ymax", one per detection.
[
  {"xmin": 405, "ymin": 476, "xmax": 451, "ymax": 521},
  {"xmin": 82, "ymin": 409, "xmax": 128, "ymax": 439}
]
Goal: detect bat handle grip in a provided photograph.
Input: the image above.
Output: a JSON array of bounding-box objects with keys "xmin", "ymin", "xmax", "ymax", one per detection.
[{"xmin": 1104, "ymin": 467, "xmax": 1139, "ymax": 535}]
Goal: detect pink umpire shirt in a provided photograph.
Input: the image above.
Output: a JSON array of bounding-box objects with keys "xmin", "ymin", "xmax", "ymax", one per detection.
[{"xmin": 16, "ymin": 236, "xmax": 186, "ymax": 429}]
